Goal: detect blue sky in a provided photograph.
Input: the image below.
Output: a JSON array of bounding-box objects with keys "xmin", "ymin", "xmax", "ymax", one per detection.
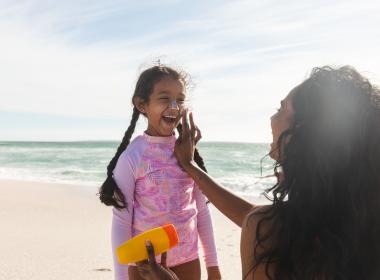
[{"xmin": 1, "ymin": 0, "xmax": 380, "ymax": 142}]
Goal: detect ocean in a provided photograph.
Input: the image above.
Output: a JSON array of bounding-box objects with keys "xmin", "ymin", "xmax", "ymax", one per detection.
[{"xmin": 0, "ymin": 141, "xmax": 277, "ymax": 199}]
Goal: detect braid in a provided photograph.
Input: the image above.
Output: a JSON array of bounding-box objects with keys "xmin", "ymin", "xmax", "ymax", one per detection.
[
  {"xmin": 107, "ymin": 107, "xmax": 140, "ymax": 177},
  {"xmin": 99, "ymin": 107, "xmax": 140, "ymax": 208},
  {"xmin": 177, "ymin": 123, "xmax": 207, "ymax": 173},
  {"xmin": 194, "ymin": 148, "xmax": 208, "ymax": 173}
]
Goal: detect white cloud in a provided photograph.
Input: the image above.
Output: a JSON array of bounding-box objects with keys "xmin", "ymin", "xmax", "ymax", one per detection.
[{"xmin": 1, "ymin": 0, "xmax": 380, "ymax": 142}]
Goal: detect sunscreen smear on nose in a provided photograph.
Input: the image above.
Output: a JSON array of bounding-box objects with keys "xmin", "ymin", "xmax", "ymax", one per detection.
[{"xmin": 116, "ymin": 224, "xmax": 179, "ymax": 264}]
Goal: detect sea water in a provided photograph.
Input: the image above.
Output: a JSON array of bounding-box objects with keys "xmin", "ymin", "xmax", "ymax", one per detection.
[{"xmin": 0, "ymin": 141, "xmax": 277, "ymax": 199}]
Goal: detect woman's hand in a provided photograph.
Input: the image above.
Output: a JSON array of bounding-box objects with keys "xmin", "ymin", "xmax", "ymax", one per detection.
[
  {"xmin": 175, "ymin": 110, "xmax": 201, "ymax": 170},
  {"xmin": 136, "ymin": 240, "xmax": 179, "ymax": 280}
]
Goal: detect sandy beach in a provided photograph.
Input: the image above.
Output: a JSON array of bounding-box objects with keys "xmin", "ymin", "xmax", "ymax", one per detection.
[{"xmin": 0, "ymin": 179, "xmax": 250, "ymax": 280}]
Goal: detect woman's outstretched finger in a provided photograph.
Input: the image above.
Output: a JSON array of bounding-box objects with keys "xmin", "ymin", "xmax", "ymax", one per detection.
[
  {"xmin": 181, "ymin": 109, "xmax": 190, "ymax": 136},
  {"xmin": 189, "ymin": 112, "xmax": 196, "ymax": 140},
  {"xmin": 195, "ymin": 126, "xmax": 202, "ymax": 144},
  {"xmin": 145, "ymin": 240, "xmax": 157, "ymax": 267},
  {"xmin": 161, "ymin": 252, "xmax": 167, "ymax": 268}
]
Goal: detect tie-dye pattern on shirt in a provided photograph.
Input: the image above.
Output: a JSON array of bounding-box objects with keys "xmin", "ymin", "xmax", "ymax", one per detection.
[{"xmin": 132, "ymin": 134, "xmax": 199, "ymax": 265}]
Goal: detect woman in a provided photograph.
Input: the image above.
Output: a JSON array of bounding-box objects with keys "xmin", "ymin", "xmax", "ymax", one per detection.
[{"xmin": 137, "ymin": 66, "xmax": 380, "ymax": 279}]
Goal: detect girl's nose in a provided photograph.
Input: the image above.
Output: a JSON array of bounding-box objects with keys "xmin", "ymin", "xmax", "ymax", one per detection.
[{"xmin": 168, "ymin": 100, "xmax": 179, "ymax": 110}]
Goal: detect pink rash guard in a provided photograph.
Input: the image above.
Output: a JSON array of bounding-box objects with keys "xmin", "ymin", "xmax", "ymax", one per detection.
[{"xmin": 111, "ymin": 133, "xmax": 218, "ymax": 279}]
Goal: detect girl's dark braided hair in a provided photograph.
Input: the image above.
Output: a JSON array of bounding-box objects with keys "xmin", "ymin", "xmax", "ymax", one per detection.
[{"xmin": 99, "ymin": 65, "xmax": 208, "ymax": 209}]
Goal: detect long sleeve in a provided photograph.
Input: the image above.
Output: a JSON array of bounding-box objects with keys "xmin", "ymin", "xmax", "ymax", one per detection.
[
  {"xmin": 111, "ymin": 151, "xmax": 137, "ymax": 280},
  {"xmin": 195, "ymin": 185, "xmax": 219, "ymax": 267}
]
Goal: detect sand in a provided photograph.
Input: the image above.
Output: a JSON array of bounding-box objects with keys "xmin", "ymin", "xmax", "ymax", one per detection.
[{"xmin": 0, "ymin": 179, "xmax": 262, "ymax": 280}]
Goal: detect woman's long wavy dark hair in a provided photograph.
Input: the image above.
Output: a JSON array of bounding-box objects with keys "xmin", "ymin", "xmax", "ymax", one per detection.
[
  {"xmin": 98, "ymin": 65, "xmax": 207, "ymax": 209},
  {"xmin": 251, "ymin": 66, "xmax": 380, "ymax": 279}
]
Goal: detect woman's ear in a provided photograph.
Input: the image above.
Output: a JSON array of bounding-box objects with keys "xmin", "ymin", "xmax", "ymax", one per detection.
[{"xmin": 133, "ymin": 97, "xmax": 146, "ymax": 114}]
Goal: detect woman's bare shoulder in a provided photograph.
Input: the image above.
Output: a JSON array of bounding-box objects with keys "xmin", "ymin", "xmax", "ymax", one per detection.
[
  {"xmin": 241, "ymin": 205, "xmax": 273, "ymax": 280},
  {"xmin": 243, "ymin": 205, "xmax": 272, "ymax": 233}
]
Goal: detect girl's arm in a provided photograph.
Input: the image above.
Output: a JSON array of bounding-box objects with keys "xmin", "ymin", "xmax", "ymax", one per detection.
[
  {"xmin": 195, "ymin": 185, "xmax": 221, "ymax": 279},
  {"xmin": 195, "ymin": 185, "xmax": 219, "ymax": 267},
  {"xmin": 112, "ymin": 152, "xmax": 137, "ymax": 280},
  {"xmin": 112, "ymin": 209, "xmax": 132, "ymax": 280},
  {"xmin": 175, "ymin": 112, "xmax": 254, "ymax": 227}
]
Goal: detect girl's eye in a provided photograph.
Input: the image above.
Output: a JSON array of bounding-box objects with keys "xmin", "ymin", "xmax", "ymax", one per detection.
[
  {"xmin": 159, "ymin": 97, "xmax": 169, "ymax": 101},
  {"xmin": 177, "ymin": 99, "xmax": 185, "ymax": 104}
]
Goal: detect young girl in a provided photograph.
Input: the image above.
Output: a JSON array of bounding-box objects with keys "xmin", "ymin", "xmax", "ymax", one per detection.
[{"xmin": 99, "ymin": 65, "xmax": 221, "ymax": 280}]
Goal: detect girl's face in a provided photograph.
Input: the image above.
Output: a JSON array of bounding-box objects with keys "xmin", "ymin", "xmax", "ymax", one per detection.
[
  {"xmin": 270, "ymin": 89, "xmax": 295, "ymax": 160},
  {"xmin": 136, "ymin": 76, "xmax": 186, "ymax": 137}
]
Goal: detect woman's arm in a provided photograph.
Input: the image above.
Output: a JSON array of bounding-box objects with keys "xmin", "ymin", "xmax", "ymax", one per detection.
[
  {"xmin": 185, "ymin": 162, "xmax": 253, "ymax": 227},
  {"xmin": 175, "ymin": 111, "xmax": 254, "ymax": 227}
]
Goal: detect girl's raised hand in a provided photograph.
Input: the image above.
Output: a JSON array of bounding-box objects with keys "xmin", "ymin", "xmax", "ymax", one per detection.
[{"xmin": 174, "ymin": 111, "xmax": 201, "ymax": 170}]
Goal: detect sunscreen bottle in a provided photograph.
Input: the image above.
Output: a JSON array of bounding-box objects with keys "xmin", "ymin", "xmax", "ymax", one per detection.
[{"xmin": 116, "ymin": 224, "xmax": 179, "ymax": 264}]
